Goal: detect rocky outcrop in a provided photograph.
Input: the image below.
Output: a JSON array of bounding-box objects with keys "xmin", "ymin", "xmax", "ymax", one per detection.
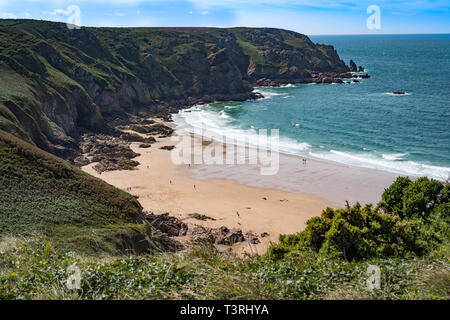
[
  {"xmin": 349, "ymin": 59, "xmax": 357, "ymax": 72},
  {"xmin": 191, "ymin": 226, "xmax": 260, "ymax": 245},
  {"xmin": 145, "ymin": 213, "xmax": 189, "ymax": 237},
  {"xmin": 129, "ymin": 123, "xmax": 174, "ymax": 137},
  {"xmin": 144, "ymin": 212, "xmax": 260, "ymax": 246},
  {"xmin": 80, "ymin": 133, "xmax": 141, "ymax": 173}
]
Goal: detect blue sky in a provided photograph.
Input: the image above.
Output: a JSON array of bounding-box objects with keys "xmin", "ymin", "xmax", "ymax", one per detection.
[{"xmin": 0, "ymin": 0, "xmax": 449, "ymax": 34}]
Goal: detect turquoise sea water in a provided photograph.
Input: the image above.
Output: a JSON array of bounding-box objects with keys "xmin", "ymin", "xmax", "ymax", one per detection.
[{"xmin": 174, "ymin": 35, "xmax": 450, "ymax": 180}]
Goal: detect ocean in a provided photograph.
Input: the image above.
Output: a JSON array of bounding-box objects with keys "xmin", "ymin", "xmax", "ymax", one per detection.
[{"xmin": 173, "ymin": 34, "xmax": 450, "ymax": 181}]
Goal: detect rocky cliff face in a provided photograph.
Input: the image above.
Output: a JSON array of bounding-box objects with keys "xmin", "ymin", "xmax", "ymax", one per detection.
[{"xmin": 0, "ymin": 20, "xmax": 353, "ymax": 159}]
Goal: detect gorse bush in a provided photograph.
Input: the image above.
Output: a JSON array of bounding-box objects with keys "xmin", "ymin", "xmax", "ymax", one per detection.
[
  {"xmin": 380, "ymin": 177, "xmax": 446, "ymax": 219},
  {"xmin": 269, "ymin": 177, "xmax": 449, "ymax": 261}
]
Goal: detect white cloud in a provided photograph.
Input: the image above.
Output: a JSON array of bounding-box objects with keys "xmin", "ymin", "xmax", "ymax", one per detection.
[
  {"xmin": 50, "ymin": 8, "xmax": 66, "ymax": 15},
  {"xmin": 0, "ymin": 12, "xmax": 16, "ymax": 18}
]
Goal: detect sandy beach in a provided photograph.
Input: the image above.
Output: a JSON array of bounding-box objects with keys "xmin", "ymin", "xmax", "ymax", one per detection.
[{"xmin": 82, "ymin": 120, "xmax": 398, "ymax": 254}]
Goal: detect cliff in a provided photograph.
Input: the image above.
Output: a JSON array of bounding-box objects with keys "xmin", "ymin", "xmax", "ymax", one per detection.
[{"xmin": 0, "ymin": 19, "xmax": 350, "ymax": 158}]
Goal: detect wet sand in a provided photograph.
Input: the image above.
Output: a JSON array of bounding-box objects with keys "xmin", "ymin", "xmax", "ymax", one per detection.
[{"xmin": 82, "ymin": 122, "xmax": 398, "ymax": 254}]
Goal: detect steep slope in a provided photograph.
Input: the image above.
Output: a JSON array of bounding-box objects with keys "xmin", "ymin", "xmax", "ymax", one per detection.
[
  {"xmin": 0, "ymin": 19, "xmax": 351, "ymax": 159},
  {"xmin": 0, "ymin": 129, "xmax": 174, "ymax": 254}
]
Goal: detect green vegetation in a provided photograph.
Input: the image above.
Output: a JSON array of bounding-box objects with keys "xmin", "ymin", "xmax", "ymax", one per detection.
[
  {"xmin": 0, "ymin": 174, "xmax": 448, "ymax": 300},
  {"xmin": 1, "ymin": 237, "xmax": 448, "ymax": 299},
  {"xmin": 0, "ymin": 129, "xmax": 174, "ymax": 256},
  {"xmin": 0, "ymin": 19, "xmax": 447, "ymax": 300},
  {"xmin": 270, "ymin": 177, "xmax": 449, "ymax": 261}
]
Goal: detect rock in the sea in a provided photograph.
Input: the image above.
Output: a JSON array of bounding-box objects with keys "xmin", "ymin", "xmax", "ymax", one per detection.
[
  {"xmin": 349, "ymin": 59, "xmax": 357, "ymax": 72},
  {"xmin": 339, "ymin": 72, "xmax": 354, "ymax": 79},
  {"xmin": 393, "ymin": 91, "xmax": 406, "ymax": 95},
  {"xmin": 360, "ymin": 74, "xmax": 371, "ymax": 79},
  {"xmin": 358, "ymin": 66, "xmax": 365, "ymax": 72},
  {"xmin": 251, "ymin": 92, "xmax": 265, "ymax": 100}
]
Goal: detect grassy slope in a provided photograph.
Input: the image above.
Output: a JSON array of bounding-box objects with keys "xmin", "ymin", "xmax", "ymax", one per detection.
[
  {"xmin": 0, "ymin": 129, "xmax": 174, "ymax": 255},
  {"xmin": 0, "ymin": 166, "xmax": 448, "ymax": 299},
  {"xmin": 0, "ymin": 240, "xmax": 448, "ymax": 300}
]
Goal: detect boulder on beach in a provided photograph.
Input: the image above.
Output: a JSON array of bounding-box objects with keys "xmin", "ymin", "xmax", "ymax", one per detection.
[{"xmin": 160, "ymin": 145, "xmax": 175, "ymax": 151}]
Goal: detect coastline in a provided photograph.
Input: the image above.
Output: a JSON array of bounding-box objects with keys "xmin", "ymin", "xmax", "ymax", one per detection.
[{"xmin": 82, "ymin": 118, "xmax": 399, "ymax": 254}]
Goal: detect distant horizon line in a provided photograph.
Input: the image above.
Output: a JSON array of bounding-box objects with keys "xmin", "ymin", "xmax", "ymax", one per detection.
[{"xmin": 1, "ymin": 18, "xmax": 449, "ymax": 36}]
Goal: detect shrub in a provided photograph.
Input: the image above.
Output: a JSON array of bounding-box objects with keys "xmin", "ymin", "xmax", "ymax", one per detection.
[
  {"xmin": 270, "ymin": 178, "xmax": 449, "ymax": 261},
  {"xmin": 380, "ymin": 177, "xmax": 445, "ymax": 219},
  {"xmin": 402, "ymin": 177, "xmax": 443, "ymax": 218},
  {"xmin": 380, "ymin": 176, "xmax": 412, "ymax": 216}
]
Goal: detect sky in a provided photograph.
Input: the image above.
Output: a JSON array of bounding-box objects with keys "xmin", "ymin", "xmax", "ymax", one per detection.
[{"xmin": 0, "ymin": 0, "xmax": 449, "ymax": 35}]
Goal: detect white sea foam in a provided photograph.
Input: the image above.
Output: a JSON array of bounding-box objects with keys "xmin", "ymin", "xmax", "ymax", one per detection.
[
  {"xmin": 224, "ymin": 105, "xmax": 239, "ymax": 109},
  {"xmin": 310, "ymin": 150, "xmax": 450, "ymax": 180},
  {"xmin": 173, "ymin": 105, "xmax": 310, "ymax": 155},
  {"xmin": 219, "ymin": 110, "xmax": 230, "ymax": 119},
  {"xmin": 382, "ymin": 153, "xmax": 408, "ymax": 161},
  {"xmin": 384, "ymin": 92, "xmax": 412, "ymax": 96},
  {"xmin": 173, "ymin": 104, "xmax": 449, "ymax": 181}
]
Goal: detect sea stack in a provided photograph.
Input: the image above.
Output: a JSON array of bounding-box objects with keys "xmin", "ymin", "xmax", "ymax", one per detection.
[{"xmin": 349, "ymin": 59, "xmax": 357, "ymax": 72}]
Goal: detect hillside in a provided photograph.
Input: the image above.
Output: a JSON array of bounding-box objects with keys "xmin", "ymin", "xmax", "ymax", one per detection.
[
  {"xmin": 1, "ymin": 176, "xmax": 448, "ymax": 299},
  {"xmin": 0, "ymin": 129, "xmax": 175, "ymax": 255},
  {"xmin": 0, "ymin": 19, "xmax": 350, "ymax": 159}
]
